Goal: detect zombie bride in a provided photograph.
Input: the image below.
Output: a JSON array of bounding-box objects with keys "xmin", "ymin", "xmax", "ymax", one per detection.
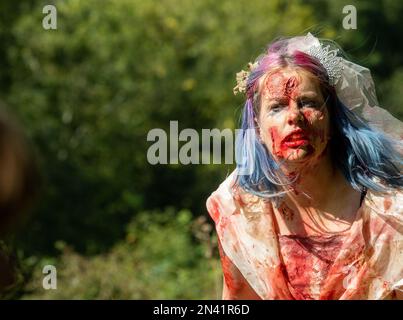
[{"xmin": 206, "ymin": 33, "xmax": 402, "ymax": 300}]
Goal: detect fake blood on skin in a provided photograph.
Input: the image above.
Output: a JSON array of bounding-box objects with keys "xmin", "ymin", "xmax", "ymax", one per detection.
[
  {"xmin": 264, "ymin": 72, "xmax": 327, "ymax": 159},
  {"xmin": 218, "ymin": 240, "xmax": 245, "ymax": 293},
  {"xmin": 282, "ymin": 131, "xmax": 310, "ymax": 148},
  {"xmin": 264, "ymin": 75, "xmax": 320, "ymax": 159},
  {"xmin": 269, "ymin": 126, "xmax": 313, "ymax": 159}
]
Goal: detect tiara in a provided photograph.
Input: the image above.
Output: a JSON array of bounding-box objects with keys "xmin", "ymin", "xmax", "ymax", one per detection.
[
  {"xmin": 307, "ymin": 44, "xmax": 344, "ymax": 86},
  {"xmin": 233, "ymin": 43, "xmax": 344, "ymax": 95}
]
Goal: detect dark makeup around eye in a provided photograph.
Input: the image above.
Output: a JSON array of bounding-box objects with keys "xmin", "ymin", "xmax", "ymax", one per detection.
[{"xmin": 265, "ymin": 92, "xmax": 323, "ymax": 112}]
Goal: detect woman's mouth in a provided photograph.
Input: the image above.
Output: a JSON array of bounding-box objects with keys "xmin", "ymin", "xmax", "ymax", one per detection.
[{"xmin": 281, "ymin": 131, "xmax": 310, "ymax": 148}]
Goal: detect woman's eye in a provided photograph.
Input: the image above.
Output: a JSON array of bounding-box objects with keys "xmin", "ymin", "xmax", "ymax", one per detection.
[
  {"xmin": 300, "ymin": 100, "xmax": 317, "ymax": 108},
  {"xmin": 269, "ymin": 104, "xmax": 285, "ymax": 112}
]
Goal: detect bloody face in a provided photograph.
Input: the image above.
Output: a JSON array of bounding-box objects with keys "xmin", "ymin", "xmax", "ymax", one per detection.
[{"xmin": 257, "ymin": 67, "xmax": 330, "ymax": 164}]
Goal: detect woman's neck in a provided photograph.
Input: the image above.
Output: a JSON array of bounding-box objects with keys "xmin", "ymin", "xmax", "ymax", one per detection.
[{"xmin": 279, "ymin": 147, "xmax": 361, "ymax": 215}]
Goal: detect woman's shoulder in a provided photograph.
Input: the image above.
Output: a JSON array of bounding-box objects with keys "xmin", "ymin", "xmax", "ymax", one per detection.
[
  {"xmin": 206, "ymin": 169, "xmax": 266, "ymax": 224},
  {"xmin": 363, "ymin": 188, "xmax": 403, "ymax": 235},
  {"xmin": 205, "ymin": 170, "xmax": 239, "ymax": 224},
  {"xmin": 365, "ymin": 188, "xmax": 402, "ymax": 216}
]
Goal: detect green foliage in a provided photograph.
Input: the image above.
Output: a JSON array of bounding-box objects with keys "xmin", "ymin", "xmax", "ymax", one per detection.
[
  {"xmin": 20, "ymin": 208, "xmax": 222, "ymax": 299},
  {"xmin": 3, "ymin": 0, "xmax": 315, "ymax": 255},
  {"xmin": 0, "ymin": 0, "xmax": 401, "ymax": 299},
  {"xmin": 303, "ymin": 0, "xmax": 403, "ymax": 120},
  {"xmin": 0, "ymin": 0, "xmax": 307, "ymax": 298}
]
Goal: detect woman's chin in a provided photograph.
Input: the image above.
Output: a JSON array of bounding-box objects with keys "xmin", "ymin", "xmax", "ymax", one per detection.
[{"xmin": 283, "ymin": 146, "xmax": 313, "ymax": 162}]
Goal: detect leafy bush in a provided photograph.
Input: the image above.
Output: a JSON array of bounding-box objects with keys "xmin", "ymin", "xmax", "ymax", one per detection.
[
  {"xmin": 4, "ymin": 0, "xmax": 315, "ymax": 256},
  {"xmin": 20, "ymin": 208, "xmax": 222, "ymax": 299},
  {"xmin": 1, "ymin": 0, "xmax": 401, "ymax": 300}
]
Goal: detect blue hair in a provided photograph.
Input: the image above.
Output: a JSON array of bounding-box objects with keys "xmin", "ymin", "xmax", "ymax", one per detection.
[
  {"xmin": 328, "ymin": 96, "xmax": 402, "ymax": 193},
  {"xmin": 234, "ymin": 41, "xmax": 402, "ymax": 202},
  {"xmin": 235, "ymin": 93, "xmax": 402, "ymax": 202}
]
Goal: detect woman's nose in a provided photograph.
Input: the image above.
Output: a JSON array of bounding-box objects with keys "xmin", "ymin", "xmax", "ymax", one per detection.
[{"xmin": 286, "ymin": 104, "xmax": 304, "ymax": 125}]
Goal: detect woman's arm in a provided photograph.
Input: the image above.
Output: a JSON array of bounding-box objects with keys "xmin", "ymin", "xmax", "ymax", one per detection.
[
  {"xmin": 218, "ymin": 239, "xmax": 261, "ymax": 300},
  {"xmin": 206, "ymin": 186, "xmax": 261, "ymax": 299}
]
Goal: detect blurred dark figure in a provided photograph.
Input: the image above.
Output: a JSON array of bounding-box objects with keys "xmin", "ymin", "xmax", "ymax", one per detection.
[{"xmin": 0, "ymin": 102, "xmax": 40, "ymax": 296}]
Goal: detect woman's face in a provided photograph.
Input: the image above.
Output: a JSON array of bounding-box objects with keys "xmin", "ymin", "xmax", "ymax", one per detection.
[{"xmin": 257, "ymin": 67, "xmax": 331, "ymax": 165}]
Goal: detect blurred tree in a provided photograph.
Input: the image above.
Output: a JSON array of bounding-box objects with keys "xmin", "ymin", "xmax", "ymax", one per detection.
[
  {"xmin": 0, "ymin": 0, "xmax": 400, "ymax": 299},
  {"xmin": 303, "ymin": 0, "xmax": 403, "ymax": 119},
  {"xmin": 2, "ymin": 0, "xmax": 316, "ymax": 255}
]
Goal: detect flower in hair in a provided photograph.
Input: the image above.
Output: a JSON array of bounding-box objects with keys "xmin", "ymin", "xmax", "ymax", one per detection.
[{"xmin": 233, "ymin": 62, "xmax": 258, "ymax": 95}]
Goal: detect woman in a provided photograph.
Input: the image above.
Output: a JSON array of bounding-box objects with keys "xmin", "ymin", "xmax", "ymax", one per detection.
[{"xmin": 206, "ymin": 33, "xmax": 402, "ymax": 300}]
